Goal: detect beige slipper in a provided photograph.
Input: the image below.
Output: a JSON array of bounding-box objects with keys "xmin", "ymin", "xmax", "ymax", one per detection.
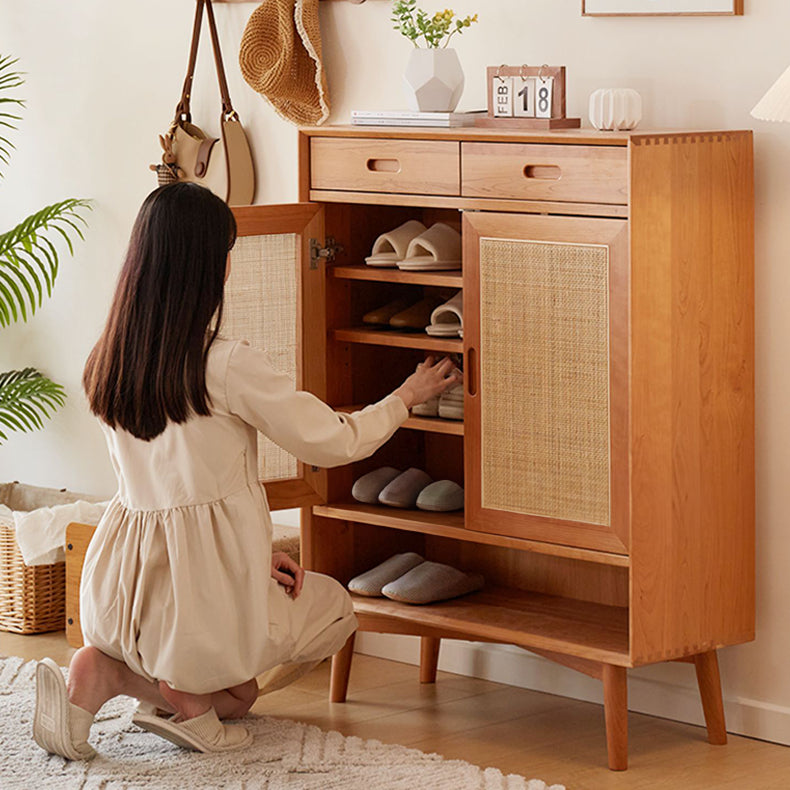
[
  {"xmin": 348, "ymin": 552, "xmax": 425, "ymax": 596},
  {"xmin": 132, "ymin": 705, "xmax": 252, "ymax": 752},
  {"xmin": 381, "ymin": 561, "xmax": 484, "ymax": 604},
  {"xmin": 365, "ymin": 220, "xmax": 427, "ymax": 267},
  {"xmin": 352, "ymin": 467, "xmax": 402, "ymax": 504},
  {"xmin": 33, "ymin": 657, "xmax": 96, "ymax": 761}
]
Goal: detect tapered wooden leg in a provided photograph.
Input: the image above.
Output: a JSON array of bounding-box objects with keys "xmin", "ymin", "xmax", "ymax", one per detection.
[
  {"xmin": 603, "ymin": 664, "xmax": 628, "ymax": 771},
  {"xmin": 694, "ymin": 650, "xmax": 727, "ymax": 745},
  {"xmin": 419, "ymin": 637, "xmax": 441, "ymax": 684},
  {"xmin": 329, "ymin": 633, "xmax": 356, "ymax": 703}
]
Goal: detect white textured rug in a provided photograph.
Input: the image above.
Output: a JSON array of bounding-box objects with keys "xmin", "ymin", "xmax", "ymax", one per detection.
[{"xmin": 0, "ymin": 657, "xmax": 564, "ymax": 790}]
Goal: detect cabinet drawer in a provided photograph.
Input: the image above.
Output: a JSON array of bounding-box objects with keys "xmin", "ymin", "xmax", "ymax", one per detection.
[
  {"xmin": 310, "ymin": 138, "xmax": 460, "ymax": 196},
  {"xmin": 461, "ymin": 143, "xmax": 628, "ymax": 205}
]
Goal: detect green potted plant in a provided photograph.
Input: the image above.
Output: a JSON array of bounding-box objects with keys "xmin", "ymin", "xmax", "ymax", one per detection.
[
  {"xmin": 391, "ymin": 0, "xmax": 479, "ymax": 112},
  {"xmin": 0, "ymin": 54, "xmax": 91, "ymax": 445}
]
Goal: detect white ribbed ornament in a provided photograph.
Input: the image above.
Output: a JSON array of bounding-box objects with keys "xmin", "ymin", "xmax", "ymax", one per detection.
[{"xmin": 589, "ymin": 88, "xmax": 642, "ymax": 131}]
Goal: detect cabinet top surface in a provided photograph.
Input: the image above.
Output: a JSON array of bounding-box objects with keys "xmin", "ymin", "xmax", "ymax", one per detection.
[{"xmin": 300, "ymin": 124, "xmax": 752, "ymax": 146}]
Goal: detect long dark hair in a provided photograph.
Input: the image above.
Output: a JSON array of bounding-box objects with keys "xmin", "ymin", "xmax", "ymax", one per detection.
[{"xmin": 84, "ymin": 182, "xmax": 237, "ymax": 441}]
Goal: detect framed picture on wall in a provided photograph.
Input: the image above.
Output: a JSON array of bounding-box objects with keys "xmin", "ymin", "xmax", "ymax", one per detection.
[{"xmin": 582, "ymin": 0, "xmax": 743, "ymax": 15}]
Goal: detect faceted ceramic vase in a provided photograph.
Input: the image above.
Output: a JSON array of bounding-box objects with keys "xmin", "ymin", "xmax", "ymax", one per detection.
[
  {"xmin": 403, "ymin": 48, "xmax": 465, "ymax": 113},
  {"xmin": 589, "ymin": 88, "xmax": 643, "ymax": 131}
]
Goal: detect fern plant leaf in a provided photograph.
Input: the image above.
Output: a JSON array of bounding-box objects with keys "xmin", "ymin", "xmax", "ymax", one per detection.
[
  {"xmin": 0, "ymin": 55, "xmax": 23, "ymax": 177},
  {"xmin": 0, "ymin": 368, "xmax": 66, "ymax": 443},
  {"xmin": 0, "ymin": 198, "xmax": 92, "ymax": 327}
]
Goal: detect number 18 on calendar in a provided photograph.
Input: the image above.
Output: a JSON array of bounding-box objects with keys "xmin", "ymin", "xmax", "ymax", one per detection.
[{"xmin": 493, "ymin": 74, "xmax": 554, "ymax": 119}]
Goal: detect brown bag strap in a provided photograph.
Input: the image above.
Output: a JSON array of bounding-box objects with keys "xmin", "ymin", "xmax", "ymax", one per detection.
[{"xmin": 175, "ymin": 0, "xmax": 236, "ymax": 125}]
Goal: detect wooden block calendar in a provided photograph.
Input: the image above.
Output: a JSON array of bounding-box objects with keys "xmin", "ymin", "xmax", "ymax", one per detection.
[{"xmin": 476, "ymin": 65, "xmax": 581, "ymax": 130}]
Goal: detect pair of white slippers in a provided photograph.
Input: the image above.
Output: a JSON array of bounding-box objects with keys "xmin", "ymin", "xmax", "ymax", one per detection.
[
  {"xmin": 348, "ymin": 552, "xmax": 484, "ymax": 605},
  {"xmin": 412, "ymin": 382, "xmax": 464, "ymax": 421},
  {"xmin": 365, "ymin": 220, "xmax": 461, "ymax": 271},
  {"xmin": 33, "ymin": 658, "xmax": 251, "ymax": 760}
]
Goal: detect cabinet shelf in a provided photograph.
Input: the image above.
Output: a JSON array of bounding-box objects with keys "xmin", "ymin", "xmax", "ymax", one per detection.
[
  {"xmin": 312, "ymin": 502, "xmax": 630, "ymax": 567},
  {"xmin": 337, "ymin": 405, "xmax": 463, "ymax": 435},
  {"xmin": 330, "ymin": 264, "xmax": 463, "ymax": 289},
  {"xmin": 331, "ymin": 327, "xmax": 462, "ymax": 353},
  {"xmin": 351, "ymin": 587, "xmax": 630, "ymax": 666}
]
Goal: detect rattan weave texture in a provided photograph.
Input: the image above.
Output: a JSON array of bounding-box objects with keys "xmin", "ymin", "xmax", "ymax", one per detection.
[
  {"xmin": 224, "ymin": 233, "xmax": 299, "ymax": 482},
  {"xmin": 479, "ymin": 238, "xmax": 610, "ymax": 526}
]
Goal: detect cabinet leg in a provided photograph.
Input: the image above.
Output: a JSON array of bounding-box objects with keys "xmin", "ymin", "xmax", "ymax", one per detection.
[
  {"xmin": 694, "ymin": 650, "xmax": 727, "ymax": 745},
  {"xmin": 603, "ymin": 664, "xmax": 628, "ymax": 771},
  {"xmin": 329, "ymin": 632, "xmax": 356, "ymax": 703},
  {"xmin": 419, "ymin": 637, "xmax": 441, "ymax": 684}
]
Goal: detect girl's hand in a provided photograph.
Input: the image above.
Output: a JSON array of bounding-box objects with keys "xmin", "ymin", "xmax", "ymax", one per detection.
[
  {"xmin": 393, "ymin": 356, "xmax": 462, "ymax": 409},
  {"xmin": 271, "ymin": 551, "xmax": 305, "ymax": 599}
]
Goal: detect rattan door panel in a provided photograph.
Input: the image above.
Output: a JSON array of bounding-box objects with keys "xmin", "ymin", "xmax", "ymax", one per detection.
[
  {"xmin": 464, "ymin": 212, "xmax": 629, "ymax": 554},
  {"xmin": 226, "ymin": 204, "xmax": 327, "ymax": 511}
]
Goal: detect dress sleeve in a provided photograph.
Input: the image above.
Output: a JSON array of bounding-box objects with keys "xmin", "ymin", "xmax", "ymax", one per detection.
[{"xmin": 225, "ymin": 340, "xmax": 409, "ymax": 468}]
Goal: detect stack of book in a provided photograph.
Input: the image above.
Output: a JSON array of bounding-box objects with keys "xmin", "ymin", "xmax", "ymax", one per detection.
[{"xmin": 350, "ymin": 110, "xmax": 485, "ymax": 128}]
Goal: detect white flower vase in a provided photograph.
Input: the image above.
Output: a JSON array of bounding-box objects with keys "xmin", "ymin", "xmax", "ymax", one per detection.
[
  {"xmin": 403, "ymin": 48, "xmax": 465, "ymax": 113},
  {"xmin": 589, "ymin": 88, "xmax": 643, "ymax": 131}
]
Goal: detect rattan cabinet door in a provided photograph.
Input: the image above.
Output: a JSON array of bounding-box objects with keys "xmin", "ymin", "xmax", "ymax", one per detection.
[
  {"xmin": 225, "ymin": 204, "xmax": 327, "ymax": 511},
  {"xmin": 463, "ymin": 212, "xmax": 629, "ymax": 555}
]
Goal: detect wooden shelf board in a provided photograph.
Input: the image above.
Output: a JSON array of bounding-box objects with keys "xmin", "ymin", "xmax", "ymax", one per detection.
[
  {"xmin": 337, "ymin": 404, "xmax": 463, "ymax": 435},
  {"xmin": 352, "ymin": 587, "xmax": 631, "ymax": 666},
  {"xmin": 331, "ymin": 327, "xmax": 462, "ymax": 353},
  {"xmin": 312, "ymin": 502, "xmax": 631, "ymax": 567},
  {"xmin": 330, "ymin": 264, "xmax": 463, "ymax": 288}
]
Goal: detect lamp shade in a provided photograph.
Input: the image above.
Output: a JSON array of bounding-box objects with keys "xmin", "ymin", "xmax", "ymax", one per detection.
[{"xmin": 752, "ymin": 64, "xmax": 790, "ymax": 122}]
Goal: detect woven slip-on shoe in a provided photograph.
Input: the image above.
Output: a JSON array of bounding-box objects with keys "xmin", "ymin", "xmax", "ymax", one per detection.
[
  {"xmin": 378, "ymin": 467, "xmax": 433, "ymax": 508},
  {"xmin": 389, "ymin": 295, "xmax": 444, "ymax": 331},
  {"xmin": 132, "ymin": 705, "xmax": 252, "ymax": 752},
  {"xmin": 416, "ymin": 480, "xmax": 464, "ymax": 512},
  {"xmin": 352, "ymin": 466, "xmax": 402, "ymax": 504},
  {"xmin": 348, "ymin": 552, "xmax": 425, "ymax": 596},
  {"xmin": 362, "ymin": 296, "xmax": 414, "ymax": 326},
  {"xmin": 381, "ymin": 561, "xmax": 484, "ymax": 605},
  {"xmin": 365, "ymin": 220, "xmax": 427, "ymax": 267},
  {"xmin": 33, "ymin": 657, "xmax": 96, "ymax": 760}
]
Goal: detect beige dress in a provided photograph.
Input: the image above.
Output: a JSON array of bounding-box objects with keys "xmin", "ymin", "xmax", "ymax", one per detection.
[{"xmin": 80, "ymin": 338, "xmax": 408, "ymax": 694}]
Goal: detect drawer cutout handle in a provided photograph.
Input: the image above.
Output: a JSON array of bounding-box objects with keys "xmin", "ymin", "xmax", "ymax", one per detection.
[
  {"xmin": 366, "ymin": 158, "xmax": 401, "ymax": 173},
  {"xmin": 523, "ymin": 164, "xmax": 561, "ymax": 180}
]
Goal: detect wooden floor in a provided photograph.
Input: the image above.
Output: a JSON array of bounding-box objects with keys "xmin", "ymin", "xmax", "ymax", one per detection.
[{"xmin": 2, "ymin": 630, "xmax": 789, "ymax": 789}]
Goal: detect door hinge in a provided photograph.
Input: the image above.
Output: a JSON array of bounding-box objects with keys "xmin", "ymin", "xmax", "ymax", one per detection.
[{"xmin": 310, "ymin": 237, "xmax": 343, "ymax": 269}]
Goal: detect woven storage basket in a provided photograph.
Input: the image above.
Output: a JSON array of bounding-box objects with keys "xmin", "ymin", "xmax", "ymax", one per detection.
[{"xmin": 0, "ymin": 482, "xmax": 101, "ymax": 635}]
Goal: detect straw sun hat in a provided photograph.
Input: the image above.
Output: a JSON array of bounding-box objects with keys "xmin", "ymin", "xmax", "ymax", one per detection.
[{"xmin": 239, "ymin": 0, "xmax": 330, "ymax": 126}]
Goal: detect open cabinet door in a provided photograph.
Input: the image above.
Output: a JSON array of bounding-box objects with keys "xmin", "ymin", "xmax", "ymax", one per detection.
[{"xmin": 225, "ymin": 204, "xmax": 326, "ymax": 510}]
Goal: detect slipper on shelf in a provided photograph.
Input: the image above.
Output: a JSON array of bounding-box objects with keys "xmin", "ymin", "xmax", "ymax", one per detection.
[
  {"xmin": 348, "ymin": 552, "xmax": 425, "ymax": 597},
  {"xmin": 132, "ymin": 705, "xmax": 252, "ymax": 753},
  {"xmin": 381, "ymin": 561, "xmax": 484, "ymax": 605},
  {"xmin": 397, "ymin": 223, "xmax": 461, "ymax": 271},
  {"xmin": 411, "ymin": 394, "xmax": 439, "ymax": 418},
  {"xmin": 389, "ymin": 295, "xmax": 444, "ymax": 331},
  {"xmin": 426, "ymin": 291, "xmax": 463, "ymax": 337},
  {"xmin": 365, "ymin": 220, "xmax": 427, "ymax": 267},
  {"xmin": 438, "ymin": 383, "xmax": 464, "ymax": 420},
  {"xmin": 416, "ymin": 480, "xmax": 464, "ymax": 512},
  {"xmin": 33, "ymin": 657, "xmax": 96, "ymax": 761},
  {"xmin": 352, "ymin": 466, "xmax": 402, "ymax": 504},
  {"xmin": 378, "ymin": 467, "xmax": 433, "ymax": 508},
  {"xmin": 362, "ymin": 297, "xmax": 414, "ymax": 326}
]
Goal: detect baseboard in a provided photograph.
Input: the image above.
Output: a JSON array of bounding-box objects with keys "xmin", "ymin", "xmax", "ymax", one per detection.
[{"xmin": 354, "ymin": 632, "xmax": 790, "ymax": 746}]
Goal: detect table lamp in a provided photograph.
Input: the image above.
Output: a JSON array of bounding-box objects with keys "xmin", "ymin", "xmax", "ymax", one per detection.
[{"xmin": 752, "ymin": 64, "xmax": 790, "ymax": 121}]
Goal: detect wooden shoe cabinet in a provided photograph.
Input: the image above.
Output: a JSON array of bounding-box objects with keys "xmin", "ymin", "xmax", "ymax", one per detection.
[{"xmin": 224, "ymin": 126, "xmax": 754, "ymax": 770}]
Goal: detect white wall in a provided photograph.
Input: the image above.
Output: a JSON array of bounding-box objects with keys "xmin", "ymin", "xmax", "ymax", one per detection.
[{"xmin": 1, "ymin": 0, "xmax": 788, "ymax": 744}]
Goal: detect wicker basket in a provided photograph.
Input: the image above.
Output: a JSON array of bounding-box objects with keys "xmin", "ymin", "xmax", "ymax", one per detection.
[{"xmin": 0, "ymin": 482, "xmax": 101, "ymax": 635}]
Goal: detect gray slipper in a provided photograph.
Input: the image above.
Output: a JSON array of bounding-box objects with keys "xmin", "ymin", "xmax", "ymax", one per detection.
[
  {"xmin": 352, "ymin": 467, "xmax": 402, "ymax": 504},
  {"xmin": 378, "ymin": 467, "xmax": 432, "ymax": 508},
  {"xmin": 416, "ymin": 480, "xmax": 464, "ymax": 512},
  {"xmin": 381, "ymin": 561, "xmax": 484, "ymax": 605},
  {"xmin": 348, "ymin": 552, "xmax": 425, "ymax": 596}
]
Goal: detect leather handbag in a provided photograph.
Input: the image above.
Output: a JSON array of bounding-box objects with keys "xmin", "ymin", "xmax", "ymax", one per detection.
[{"xmin": 156, "ymin": 0, "xmax": 255, "ymax": 205}]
